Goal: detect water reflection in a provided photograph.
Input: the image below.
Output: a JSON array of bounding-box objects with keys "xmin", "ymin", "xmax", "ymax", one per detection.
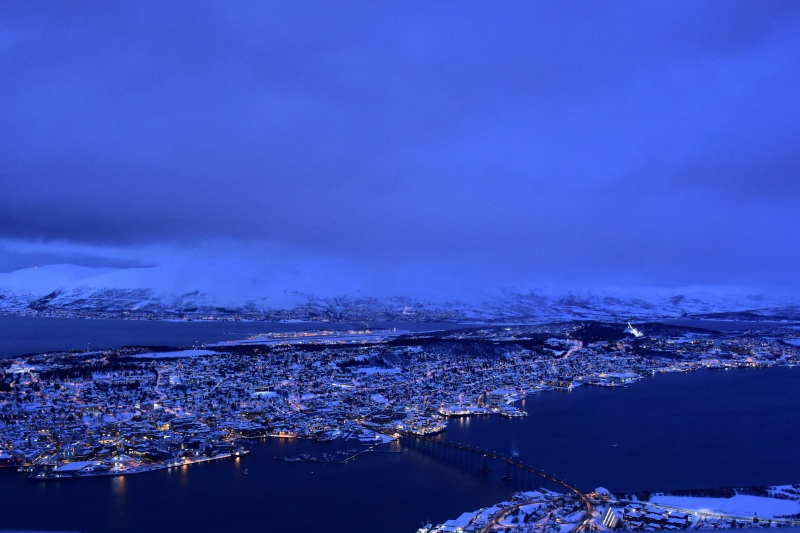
[{"xmin": 111, "ymin": 475, "xmax": 126, "ymax": 498}]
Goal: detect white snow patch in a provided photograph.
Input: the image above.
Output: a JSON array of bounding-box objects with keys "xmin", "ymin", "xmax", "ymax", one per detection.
[
  {"xmin": 370, "ymin": 393, "xmax": 389, "ymax": 404},
  {"xmin": 130, "ymin": 349, "xmax": 217, "ymax": 359},
  {"xmin": 650, "ymin": 494, "xmax": 800, "ymax": 518},
  {"xmin": 355, "ymin": 367, "xmax": 401, "ymax": 375}
]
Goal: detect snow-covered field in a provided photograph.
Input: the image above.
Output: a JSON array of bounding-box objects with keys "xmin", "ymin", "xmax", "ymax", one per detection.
[
  {"xmin": 650, "ymin": 494, "xmax": 800, "ymax": 518},
  {"xmin": 130, "ymin": 349, "xmax": 217, "ymax": 359},
  {"xmin": 355, "ymin": 367, "xmax": 401, "ymax": 375}
]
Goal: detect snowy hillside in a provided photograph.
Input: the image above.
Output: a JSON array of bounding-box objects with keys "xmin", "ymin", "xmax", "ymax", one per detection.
[{"xmin": 0, "ymin": 263, "xmax": 797, "ymax": 322}]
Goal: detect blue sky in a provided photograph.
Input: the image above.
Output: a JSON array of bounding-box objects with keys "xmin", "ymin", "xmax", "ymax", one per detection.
[{"xmin": 1, "ymin": 1, "xmax": 799, "ymax": 294}]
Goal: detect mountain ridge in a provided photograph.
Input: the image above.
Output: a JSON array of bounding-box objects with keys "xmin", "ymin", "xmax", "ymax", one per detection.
[{"xmin": 0, "ymin": 264, "xmax": 796, "ymax": 323}]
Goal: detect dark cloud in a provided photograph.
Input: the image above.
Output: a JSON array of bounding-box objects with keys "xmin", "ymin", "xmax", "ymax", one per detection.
[
  {"xmin": 1, "ymin": 1, "xmax": 799, "ymax": 290},
  {"xmin": 0, "ymin": 240, "xmax": 153, "ymax": 273}
]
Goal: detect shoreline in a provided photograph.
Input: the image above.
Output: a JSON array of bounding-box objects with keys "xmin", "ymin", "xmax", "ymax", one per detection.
[{"xmin": 26, "ymin": 449, "xmax": 249, "ymax": 482}]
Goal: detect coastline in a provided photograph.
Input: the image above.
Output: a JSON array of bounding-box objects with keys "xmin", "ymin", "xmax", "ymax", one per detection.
[{"xmin": 25, "ymin": 448, "xmax": 250, "ymax": 481}]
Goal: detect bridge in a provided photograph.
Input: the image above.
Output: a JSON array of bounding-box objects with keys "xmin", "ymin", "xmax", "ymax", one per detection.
[{"xmin": 399, "ymin": 433, "xmax": 594, "ymax": 532}]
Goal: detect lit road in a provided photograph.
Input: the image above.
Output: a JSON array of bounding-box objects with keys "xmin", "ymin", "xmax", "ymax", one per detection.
[{"xmin": 480, "ymin": 500, "xmax": 544, "ymax": 533}]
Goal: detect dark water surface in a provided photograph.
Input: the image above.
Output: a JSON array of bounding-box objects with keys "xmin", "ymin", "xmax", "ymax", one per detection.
[
  {"xmin": 660, "ymin": 318, "xmax": 792, "ymax": 332},
  {"xmin": 443, "ymin": 366, "xmax": 800, "ymax": 494},
  {"xmin": 0, "ymin": 315, "xmax": 461, "ymax": 358},
  {"xmin": 0, "ymin": 438, "xmax": 510, "ymax": 533}
]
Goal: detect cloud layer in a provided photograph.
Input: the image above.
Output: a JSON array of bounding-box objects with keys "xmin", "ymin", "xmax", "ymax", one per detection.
[{"xmin": 1, "ymin": 1, "xmax": 799, "ymax": 292}]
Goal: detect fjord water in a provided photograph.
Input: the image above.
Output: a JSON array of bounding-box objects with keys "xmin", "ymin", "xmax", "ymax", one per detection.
[
  {"xmin": 0, "ymin": 314, "xmax": 302, "ymax": 357},
  {"xmin": 0, "ymin": 438, "xmax": 511, "ymax": 533},
  {"xmin": 443, "ymin": 366, "xmax": 800, "ymax": 494},
  {"xmin": 0, "ymin": 314, "xmax": 460, "ymax": 358}
]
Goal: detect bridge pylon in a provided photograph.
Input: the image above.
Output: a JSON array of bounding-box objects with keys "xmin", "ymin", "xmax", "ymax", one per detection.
[
  {"xmin": 501, "ymin": 461, "xmax": 515, "ymax": 481},
  {"xmin": 478, "ymin": 453, "xmax": 491, "ymax": 472}
]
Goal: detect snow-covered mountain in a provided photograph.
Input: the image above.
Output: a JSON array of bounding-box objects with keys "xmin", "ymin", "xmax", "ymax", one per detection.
[{"xmin": 0, "ymin": 263, "xmax": 797, "ymax": 323}]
